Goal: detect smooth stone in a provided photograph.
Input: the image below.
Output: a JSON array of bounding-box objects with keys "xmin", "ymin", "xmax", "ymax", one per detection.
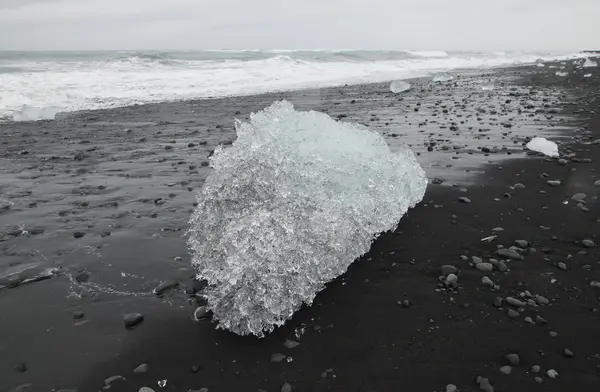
[
  {"xmin": 571, "ymin": 193, "xmax": 586, "ymax": 201},
  {"xmin": 493, "ymin": 297, "xmax": 503, "ymax": 308},
  {"xmin": 505, "ymin": 297, "xmax": 526, "ymax": 307},
  {"xmin": 514, "ymin": 240, "xmax": 530, "ymax": 248},
  {"xmin": 535, "ymin": 296, "xmax": 550, "ymax": 305},
  {"xmin": 72, "ymin": 311, "xmax": 84, "ymax": 319},
  {"xmin": 284, "ymin": 339, "xmax": 300, "ymax": 348},
  {"xmin": 591, "ymin": 281, "xmax": 600, "ymax": 288},
  {"xmin": 547, "ymin": 180, "xmax": 561, "ymax": 186},
  {"xmin": 472, "ymin": 256, "xmax": 483, "ymax": 264},
  {"xmin": 104, "ymin": 375, "xmax": 125, "ymax": 386},
  {"xmin": 139, "ymin": 388, "xmax": 156, "ymax": 392},
  {"xmin": 482, "ymin": 276, "xmax": 494, "ymax": 287},
  {"xmin": 73, "ymin": 232, "xmax": 86, "ymax": 239},
  {"xmin": 133, "ymin": 364, "xmax": 149, "ymax": 373},
  {"xmin": 531, "ymin": 365, "xmax": 540, "ymax": 373},
  {"xmin": 440, "ymin": 265, "xmax": 458, "ymax": 275},
  {"xmin": 496, "ymin": 262, "xmax": 508, "ymax": 272},
  {"xmin": 506, "ymin": 353, "xmax": 520, "ymax": 366},
  {"xmin": 123, "ymin": 313, "xmax": 144, "ymax": 327},
  {"xmin": 594, "ymin": 180, "xmax": 600, "ymax": 187},
  {"xmin": 557, "ymin": 262, "xmax": 567, "ymax": 271},
  {"xmin": 74, "ymin": 271, "xmax": 90, "ymax": 283},
  {"xmin": 281, "ymin": 382, "xmax": 292, "ymax": 392},
  {"xmin": 152, "ymin": 280, "xmax": 179, "ymax": 295},
  {"xmin": 271, "ymin": 353, "xmax": 286, "ymax": 363},
  {"xmin": 458, "ymin": 197, "xmax": 471, "ymax": 204},
  {"xmin": 497, "ymin": 248, "xmax": 523, "ymax": 260},
  {"xmin": 491, "ymin": 227, "xmax": 504, "ymax": 232},
  {"xmin": 507, "ymin": 309, "xmax": 519, "ymax": 318},
  {"xmin": 582, "ymin": 239, "xmax": 595, "ymax": 248},
  {"xmin": 477, "ymin": 377, "xmax": 494, "ymax": 392},
  {"xmin": 534, "ymin": 377, "xmax": 543, "ymax": 383},
  {"xmin": 547, "ymin": 369, "xmax": 558, "ymax": 379},
  {"xmin": 445, "ymin": 273, "xmax": 458, "ymax": 285},
  {"xmin": 499, "ymin": 366, "xmax": 512, "ymax": 375},
  {"xmin": 476, "ymin": 263, "xmax": 494, "ymax": 272},
  {"xmin": 446, "ymin": 384, "xmax": 457, "ymax": 392},
  {"xmin": 563, "ymin": 349, "xmax": 574, "ymax": 357},
  {"xmin": 514, "ymin": 183, "xmax": 525, "ymax": 189}
]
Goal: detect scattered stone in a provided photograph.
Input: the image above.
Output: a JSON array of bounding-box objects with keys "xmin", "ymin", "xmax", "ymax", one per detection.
[
  {"xmin": 104, "ymin": 375, "xmax": 125, "ymax": 386},
  {"xmin": 563, "ymin": 349, "xmax": 574, "ymax": 357},
  {"xmin": 549, "ymin": 331, "xmax": 558, "ymax": 337},
  {"xmin": 440, "ymin": 265, "xmax": 458, "ymax": 275},
  {"xmin": 72, "ymin": 311, "xmax": 84, "ymax": 319},
  {"xmin": 591, "ymin": 281, "xmax": 600, "ymax": 288},
  {"xmin": 535, "ymin": 296, "xmax": 549, "ymax": 306},
  {"xmin": 13, "ymin": 363, "xmax": 27, "ymax": 373},
  {"xmin": 458, "ymin": 197, "xmax": 471, "ymax": 204},
  {"xmin": 546, "ymin": 369, "xmax": 558, "ymax": 379},
  {"xmin": 472, "ymin": 256, "xmax": 483, "ymax": 265},
  {"xmin": 153, "ymin": 280, "xmax": 179, "ymax": 295},
  {"xmin": 10, "ymin": 384, "xmax": 33, "ymax": 392},
  {"xmin": 582, "ymin": 239, "xmax": 595, "ymax": 248},
  {"xmin": 283, "ymin": 339, "xmax": 300, "ymax": 348},
  {"xmin": 477, "ymin": 376, "xmax": 494, "ymax": 392},
  {"xmin": 73, "ymin": 232, "xmax": 85, "ymax": 239},
  {"xmin": 507, "ymin": 309, "xmax": 519, "ymax": 318},
  {"xmin": 476, "ymin": 263, "xmax": 494, "ymax": 272},
  {"xmin": 493, "ymin": 297, "xmax": 503, "ymax": 308},
  {"xmin": 190, "ymin": 365, "xmax": 200, "ymax": 373},
  {"xmin": 514, "ymin": 183, "xmax": 525, "ymax": 189},
  {"xmin": 571, "ymin": 193, "xmax": 586, "ymax": 201},
  {"xmin": 514, "ymin": 240, "xmax": 530, "ymax": 248},
  {"xmin": 133, "ymin": 363, "xmax": 149, "ymax": 373},
  {"xmin": 192, "ymin": 306, "xmax": 210, "ymax": 321},
  {"xmin": 281, "ymin": 382, "xmax": 292, "ymax": 392},
  {"xmin": 557, "ymin": 262, "xmax": 567, "ymax": 271},
  {"xmin": 506, "ymin": 353, "xmax": 520, "ymax": 366},
  {"xmin": 505, "ymin": 297, "xmax": 526, "ymax": 307},
  {"xmin": 496, "ymin": 248, "xmax": 523, "ymax": 260},
  {"xmin": 139, "ymin": 388, "xmax": 156, "ymax": 392},
  {"xmin": 446, "ymin": 384, "xmax": 457, "ymax": 392},
  {"xmin": 496, "ymin": 262, "xmax": 508, "ymax": 272},
  {"xmin": 123, "ymin": 313, "xmax": 144, "ymax": 328},
  {"xmin": 271, "ymin": 353, "xmax": 286, "ymax": 363},
  {"xmin": 499, "ymin": 366, "xmax": 512, "ymax": 375},
  {"xmin": 445, "ymin": 273, "xmax": 458, "ymax": 286},
  {"xmin": 482, "ymin": 276, "xmax": 495, "ymax": 288},
  {"xmin": 547, "ymin": 180, "xmax": 561, "ymax": 187},
  {"xmin": 594, "ymin": 180, "xmax": 600, "ymax": 187},
  {"xmin": 531, "ymin": 365, "xmax": 540, "ymax": 373},
  {"xmin": 74, "ymin": 271, "xmax": 90, "ymax": 283}
]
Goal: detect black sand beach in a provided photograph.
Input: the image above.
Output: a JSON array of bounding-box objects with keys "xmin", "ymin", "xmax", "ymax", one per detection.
[{"xmin": 1, "ymin": 59, "xmax": 599, "ymax": 392}]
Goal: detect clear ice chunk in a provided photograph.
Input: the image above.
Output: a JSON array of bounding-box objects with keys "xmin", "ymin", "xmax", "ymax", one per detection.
[
  {"xmin": 432, "ymin": 73, "xmax": 454, "ymax": 82},
  {"xmin": 481, "ymin": 83, "xmax": 495, "ymax": 91},
  {"xmin": 390, "ymin": 80, "xmax": 411, "ymax": 93},
  {"xmin": 582, "ymin": 58, "xmax": 598, "ymax": 68},
  {"xmin": 555, "ymin": 71, "xmax": 568, "ymax": 77},
  {"xmin": 526, "ymin": 137, "xmax": 559, "ymax": 157},
  {"xmin": 584, "ymin": 73, "xmax": 592, "ymax": 78},
  {"xmin": 187, "ymin": 100, "xmax": 427, "ymax": 337},
  {"xmin": 12, "ymin": 105, "xmax": 60, "ymax": 122}
]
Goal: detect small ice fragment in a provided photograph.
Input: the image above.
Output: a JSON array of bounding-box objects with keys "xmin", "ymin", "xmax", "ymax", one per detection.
[
  {"xmin": 526, "ymin": 137, "xmax": 559, "ymax": 157},
  {"xmin": 547, "ymin": 369, "xmax": 558, "ymax": 378},
  {"xmin": 536, "ymin": 63, "xmax": 545, "ymax": 67},
  {"xmin": 432, "ymin": 73, "xmax": 454, "ymax": 82},
  {"xmin": 584, "ymin": 73, "xmax": 592, "ymax": 78},
  {"xmin": 389, "ymin": 80, "xmax": 411, "ymax": 93},
  {"xmin": 555, "ymin": 71, "xmax": 568, "ymax": 77},
  {"xmin": 582, "ymin": 58, "xmax": 598, "ymax": 68},
  {"xmin": 12, "ymin": 106, "xmax": 60, "ymax": 122},
  {"xmin": 187, "ymin": 100, "xmax": 427, "ymax": 337},
  {"xmin": 481, "ymin": 83, "xmax": 494, "ymax": 91}
]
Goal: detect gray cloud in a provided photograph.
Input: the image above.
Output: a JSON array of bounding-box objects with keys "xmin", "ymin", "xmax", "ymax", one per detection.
[{"xmin": 0, "ymin": 0, "xmax": 598, "ymax": 51}]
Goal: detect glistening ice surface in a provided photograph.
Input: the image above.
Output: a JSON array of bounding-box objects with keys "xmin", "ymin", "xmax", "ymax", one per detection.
[{"xmin": 187, "ymin": 101, "xmax": 427, "ymax": 337}]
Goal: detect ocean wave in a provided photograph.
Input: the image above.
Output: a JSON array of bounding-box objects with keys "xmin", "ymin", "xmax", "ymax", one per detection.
[{"xmin": 407, "ymin": 50, "xmax": 449, "ymax": 58}]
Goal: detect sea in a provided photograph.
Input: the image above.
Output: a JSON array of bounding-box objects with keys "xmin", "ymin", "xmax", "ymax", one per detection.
[{"xmin": 0, "ymin": 49, "xmax": 586, "ymax": 121}]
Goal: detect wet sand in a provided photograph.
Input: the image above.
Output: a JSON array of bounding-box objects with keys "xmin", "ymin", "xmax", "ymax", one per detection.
[{"xmin": 1, "ymin": 59, "xmax": 599, "ymax": 392}]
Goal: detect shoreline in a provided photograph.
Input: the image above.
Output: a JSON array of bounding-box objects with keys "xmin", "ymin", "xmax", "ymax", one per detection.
[{"xmin": 1, "ymin": 58, "xmax": 599, "ymax": 392}]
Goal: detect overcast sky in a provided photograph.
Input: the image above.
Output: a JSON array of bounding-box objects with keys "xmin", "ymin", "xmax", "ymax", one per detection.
[{"xmin": 0, "ymin": 0, "xmax": 598, "ymax": 51}]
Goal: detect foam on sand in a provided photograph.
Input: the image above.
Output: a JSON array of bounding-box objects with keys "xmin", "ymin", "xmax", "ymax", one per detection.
[{"xmin": 187, "ymin": 101, "xmax": 427, "ymax": 337}]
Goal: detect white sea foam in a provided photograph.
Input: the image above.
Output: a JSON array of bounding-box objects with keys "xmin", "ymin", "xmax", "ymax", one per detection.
[{"xmin": 0, "ymin": 50, "xmax": 587, "ymax": 120}]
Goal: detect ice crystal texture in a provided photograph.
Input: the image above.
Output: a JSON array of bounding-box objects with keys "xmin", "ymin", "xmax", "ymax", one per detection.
[{"xmin": 188, "ymin": 101, "xmax": 427, "ymax": 337}]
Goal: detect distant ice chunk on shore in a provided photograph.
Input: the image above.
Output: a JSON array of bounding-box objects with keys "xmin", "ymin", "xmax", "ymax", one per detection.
[
  {"xmin": 555, "ymin": 71, "xmax": 568, "ymax": 77},
  {"xmin": 582, "ymin": 58, "xmax": 598, "ymax": 68},
  {"xmin": 584, "ymin": 73, "xmax": 592, "ymax": 78},
  {"xmin": 432, "ymin": 73, "xmax": 454, "ymax": 82},
  {"xmin": 187, "ymin": 100, "xmax": 427, "ymax": 337},
  {"xmin": 390, "ymin": 80, "xmax": 411, "ymax": 93},
  {"xmin": 12, "ymin": 106, "xmax": 60, "ymax": 122},
  {"xmin": 481, "ymin": 83, "xmax": 495, "ymax": 91},
  {"xmin": 526, "ymin": 137, "xmax": 559, "ymax": 157}
]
